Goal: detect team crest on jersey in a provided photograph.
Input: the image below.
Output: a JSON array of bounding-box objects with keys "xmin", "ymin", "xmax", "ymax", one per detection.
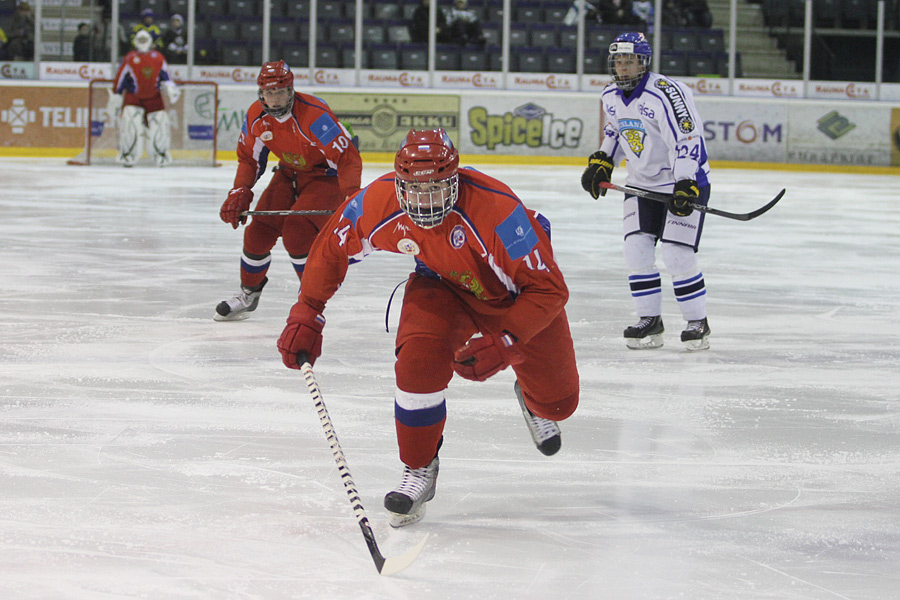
[
  {"xmin": 449, "ymin": 225, "xmax": 466, "ymax": 249},
  {"xmin": 282, "ymin": 152, "xmax": 307, "ymax": 168},
  {"xmin": 618, "ymin": 118, "xmax": 647, "ymax": 157},
  {"xmin": 260, "ymin": 131, "xmax": 273, "ymax": 141},
  {"xmin": 397, "ymin": 238, "xmax": 420, "ymax": 255},
  {"xmin": 142, "ymin": 67, "xmax": 154, "ymax": 78},
  {"xmin": 654, "ymin": 79, "xmax": 695, "ymax": 134}
]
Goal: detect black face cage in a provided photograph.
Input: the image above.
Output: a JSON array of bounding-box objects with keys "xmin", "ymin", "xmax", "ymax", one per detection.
[
  {"xmin": 258, "ymin": 88, "xmax": 294, "ymax": 118},
  {"xmin": 394, "ymin": 174, "xmax": 459, "ymax": 229},
  {"xmin": 608, "ymin": 53, "xmax": 651, "ymax": 91}
]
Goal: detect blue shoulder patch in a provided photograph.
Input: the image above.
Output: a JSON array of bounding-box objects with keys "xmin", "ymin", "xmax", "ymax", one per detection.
[
  {"xmin": 311, "ymin": 113, "xmax": 341, "ymax": 146},
  {"xmin": 496, "ymin": 204, "xmax": 538, "ymax": 261},
  {"xmin": 342, "ymin": 189, "xmax": 365, "ymax": 226}
]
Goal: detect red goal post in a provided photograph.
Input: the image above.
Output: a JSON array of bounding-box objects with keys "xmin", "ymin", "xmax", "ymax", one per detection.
[{"xmin": 68, "ymin": 79, "xmax": 219, "ymax": 167}]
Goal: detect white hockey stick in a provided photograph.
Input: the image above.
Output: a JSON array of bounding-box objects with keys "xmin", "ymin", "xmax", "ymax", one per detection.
[
  {"xmin": 241, "ymin": 210, "xmax": 335, "ymax": 216},
  {"xmin": 298, "ymin": 353, "xmax": 428, "ymax": 576}
]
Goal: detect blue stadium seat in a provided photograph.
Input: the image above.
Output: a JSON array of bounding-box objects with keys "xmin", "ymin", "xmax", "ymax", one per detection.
[
  {"xmin": 316, "ymin": 43, "xmax": 340, "ymax": 68},
  {"xmin": 226, "ymin": 0, "xmax": 255, "ymax": 17},
  {"xmin": 529, "ymin": 24, "xmax": 558, "ymax": 48},
  {"xmin": 399, "ymin": 43, "xmax": 429, "ymax": 70},
  {"xmin": 368, "ymin": 43, "xmax": 399, "ymax": 69},
  {"xmin": 460, "ymin": 48, "xmax": 488, "ymax": 71},
  {"xmin": 659, "ymin": 51, "xmax": 688, "ymax": 77},
  {"xmin": 546, "ymin": 48, "xmax": 575, "ymax": 73},
  {"xmin": 515, "ymin": 47, "xmax": 546, "ymax": 73},
  {"xmin": 435, "ymin": 45, "xmax": 461, "ymax": 70}
]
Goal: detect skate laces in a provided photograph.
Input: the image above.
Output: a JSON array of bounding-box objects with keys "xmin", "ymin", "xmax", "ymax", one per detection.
[
  {"xmin": 394, "ymin": 465, "xmax": 433, "ymax": 501},
  {"xmin": 685, "ymin": 319, "xmax": 706, "ymax": 333},
  {"xmin": 637, "ymin": 316, "xmax": 657, "ymax": 329},
  {"xmin": 524, "ymin": 411, "xmax": 560, "ymax": 442}
]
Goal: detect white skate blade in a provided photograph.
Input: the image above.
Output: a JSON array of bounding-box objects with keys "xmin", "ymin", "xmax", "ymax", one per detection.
[
  {"xmin": 683, "ymin": 337, "xmax": 710, "ymax": 351},
  {"xmin": 389, "ymin": 505, "xmax": 426, "ymax": 529},
  {"xmin": 625, "ymin": 334, "xmax": 664, "ymax": 350},
  {"xmin": 213, "ymin": 311, "xmax": 250, "ymax": 322}
]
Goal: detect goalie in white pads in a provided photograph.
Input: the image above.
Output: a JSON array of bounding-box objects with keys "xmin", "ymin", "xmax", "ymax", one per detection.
[
  {"xmin": 107, "ymin": 29, "xmax": 181, "ymax": 167},
  {"xmin": 581, "ymin": 32, "xmax": 712, "ymax": 351}
]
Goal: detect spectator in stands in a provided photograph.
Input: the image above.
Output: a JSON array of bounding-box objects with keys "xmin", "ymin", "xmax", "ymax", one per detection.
[
  {"xmin": 444, "ymin": 0, "xmax": 486, "ymax": 47},
  {"xmin": 631, "ymin": 0, "xmax": 654, "ymax": 26},
  {"xmin": 6, "ymin": 1, "xmax": 35, "ymax": 61},
  {"xmin": 73, "ymin": 22, "xmax": 94, "ymax": 62},
  {"xmin": 596, "ymin": 0, "xmax": 641, "ymax": 25},
  {"xmin": 131, "ymin": 8, "xmax": 163, "ymax": 51},
  {"xmin": 0, "ymin": 25, "xmax": 8, "ymax": 61},
  {"xmin": 409, "ymin": 0, "xmax": 451, "ymax": 44},
  {"xmin": 162, "ymin": 13, "xmax": 188, "ymax": 64},
  {"xmin": 680, "ymin": 0, "xmax": 712, "ymax": 28},
  {"xmin": 660, "ymin": 0, "xmax": 686, "ymax": 27}
]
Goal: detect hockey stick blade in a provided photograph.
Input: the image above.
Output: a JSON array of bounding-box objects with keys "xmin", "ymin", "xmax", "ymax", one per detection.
[
  {"xmin": 298, "ymin": 353, "xmax": 427, "ymax": 576},
  {"xmin": 598, "ymin": 182, "xmax": 785, "ymax": 221},
  {"xmin": 242, "ymin": 209, "xmax": 335, "ymax": 216}
]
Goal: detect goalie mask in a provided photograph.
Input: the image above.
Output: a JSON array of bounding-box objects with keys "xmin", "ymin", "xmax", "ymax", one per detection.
[
  {"xmin": 394, "ymin": 129, "xmax": 460, "ymax": 229},
  {"xmin": 133, "ymin": 30, "xmax": 153, "ymax": 53},
  {"xmin": 257, "ymin": 60, "xmax": 295, "ymax": 118},
  {"xmin": 608, "ymin": 32, "xmax": 652, "ymax": 92}
]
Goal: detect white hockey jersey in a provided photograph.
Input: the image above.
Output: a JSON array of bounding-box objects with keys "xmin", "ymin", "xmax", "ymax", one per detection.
[{"xmin": 599, "ymin": 72, "xmax": 710, "ymax": 193}]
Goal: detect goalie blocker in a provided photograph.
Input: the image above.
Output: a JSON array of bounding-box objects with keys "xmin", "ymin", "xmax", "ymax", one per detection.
[{"xmin": 68, "ymin": 79, "xmax": 219, "ymax": 167}]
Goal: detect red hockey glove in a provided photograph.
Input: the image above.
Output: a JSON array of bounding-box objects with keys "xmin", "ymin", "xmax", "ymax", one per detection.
[
  {"xmin": 277, "ymin": 301, "xmax": 326, "ymax": 369},
  {"xmin": 220, "ymin": 187, "xmax": 253, "ymax": 229},
  {"xmin": 668, "ymin": 179, "xmax": 699, "ymax": 217},
  {"xmin": 452, "ymin": 332, "xmax": 524, "ymax": 382}
]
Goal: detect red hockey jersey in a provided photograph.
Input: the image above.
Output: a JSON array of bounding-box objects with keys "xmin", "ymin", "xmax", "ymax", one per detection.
[
  {"xmin": 299, "ymin": 168, "xmax": 569, "ymax": 343},
  {"xmin": 234, "ymin": 93, "xmax": 362, "ymax": 199},
  {"xmin": 113, "ymin": 49, "xmax": 173, "ymax": 99}
]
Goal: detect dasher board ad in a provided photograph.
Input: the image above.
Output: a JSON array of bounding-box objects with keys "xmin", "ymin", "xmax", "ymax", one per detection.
[
  {"xmin": 698, "ymin": 100, "xmax": 787, "ymax": 163},
  {"xmin": 786, "ymin": 103, "xmax": 895, "ymax": 167},
  {"xmin": 459, "ymin": 95, "xmax": 601, "ymax": 157},
  {"xmin": 317, "ymin": 93, "xmax": 460, "ymax": 153}
]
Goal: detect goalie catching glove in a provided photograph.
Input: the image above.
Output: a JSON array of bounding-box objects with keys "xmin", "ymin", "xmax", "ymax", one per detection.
[
  {"xmin": 452, "ymin": 332, "xmax": 524, "ymax": 382},
  {"xmin": 277, "ymin": 301, "xmax": 326, "ymax": 368},
  {"xmin": 668, "ymin": 179, "xmax": 699, "ymax": 217},
  {"xmin": 219, "ymin": 187, "xmax": 253, "ymax": 228},
  {"xmin": 581, "ymin": 150, "xmax": 614, "ymax": 199}
]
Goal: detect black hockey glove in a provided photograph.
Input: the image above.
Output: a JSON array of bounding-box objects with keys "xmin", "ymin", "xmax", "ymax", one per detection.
[
  {"xmin": 581, "ymin": 151, "xmax": 614, "ymax": 199},
  {"xmin": 668, "ymin": 179, "xmax": 699, "ymax": 217}
]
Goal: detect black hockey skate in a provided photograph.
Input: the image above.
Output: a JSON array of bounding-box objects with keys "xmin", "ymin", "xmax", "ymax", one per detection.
[
  {"xmin": 515, "ymin": 381, "xmax": 561, "ymax": 456},
  {"xmin": 214, "ymin": 277, "xmax": 267, "ymax": 321},
  {"xmin": 384, "ymin": 456, "xmax": 439, "ymax": 528},
  {"xmin": 624, "ymin": 315, "xmax": 664, "ymax": 349},
  {"xmin": 681, "ymin": 317, "xmax": 711, "ymax": 351}
]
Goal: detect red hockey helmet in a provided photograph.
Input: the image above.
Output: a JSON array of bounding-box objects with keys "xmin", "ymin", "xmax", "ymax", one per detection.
[
  {"xmin": 394, "ymin": 129, "xmax": 460, "ymax": 228},
  {"xmin": 257, "ymin": 61, "xmax": 294, "ymax": 117}
]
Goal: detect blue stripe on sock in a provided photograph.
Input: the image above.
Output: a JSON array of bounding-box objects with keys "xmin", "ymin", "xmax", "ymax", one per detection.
[{"xmin": 394, "ymin": 400, "xmax": 447, "ymax": 428}]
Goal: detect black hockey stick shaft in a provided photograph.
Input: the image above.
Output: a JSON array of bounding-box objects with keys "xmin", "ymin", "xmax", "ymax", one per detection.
[
  {"xmin": 242, "ymin": 209, "xmax": 335, "ymax": 216},
  {"xmin": 598, "ymin": 182, "xmax": 785, "ymax": 221},
  {"xmin": 297, "ymin": 353, "xmax": 427, "ymax": 576}
]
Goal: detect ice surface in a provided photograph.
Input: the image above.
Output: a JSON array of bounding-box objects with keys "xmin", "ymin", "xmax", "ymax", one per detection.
[{"xmin": 1, "ymin": 158, "xmax": 899, "ymax": 599}]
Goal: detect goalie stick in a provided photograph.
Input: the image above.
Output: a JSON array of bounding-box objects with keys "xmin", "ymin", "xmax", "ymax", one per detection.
[
  {"xmin": 298, "ymin": 353, "xmax": 428, "ymax": 576},
  {"xmin": 242, "ymin": 210, "xmax": 335, "ymax": 216},
  {"xmin": 599, "ymin": 182, "xmax": 785, "ymax": 221}
]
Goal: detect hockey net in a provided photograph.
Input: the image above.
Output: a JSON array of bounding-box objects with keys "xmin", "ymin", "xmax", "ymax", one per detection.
[{"xmin": 68, "ymin": 79, "xmax": 219, "ymax": 167}]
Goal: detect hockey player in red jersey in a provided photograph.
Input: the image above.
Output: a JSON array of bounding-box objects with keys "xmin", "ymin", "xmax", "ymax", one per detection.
[
  {"xmin": 215, "ymin": 60, "xmax": 363, "ymax": 322},
  {"xmin": 277, "ymin": 129, "xmax": 580, "ymax": 527},
  {"xmin": 106, "ymin": 29, "xmax": 180, "ymax": 167}
]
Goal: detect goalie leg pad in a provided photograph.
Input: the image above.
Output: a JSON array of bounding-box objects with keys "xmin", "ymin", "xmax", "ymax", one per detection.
[
  {"xmin": 147, "ymin": 109, "xmax": 173, "ymax": 167},
  {"xmin": 117, "ymin": 105, "xmax": 145, "ymax": 166}
]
